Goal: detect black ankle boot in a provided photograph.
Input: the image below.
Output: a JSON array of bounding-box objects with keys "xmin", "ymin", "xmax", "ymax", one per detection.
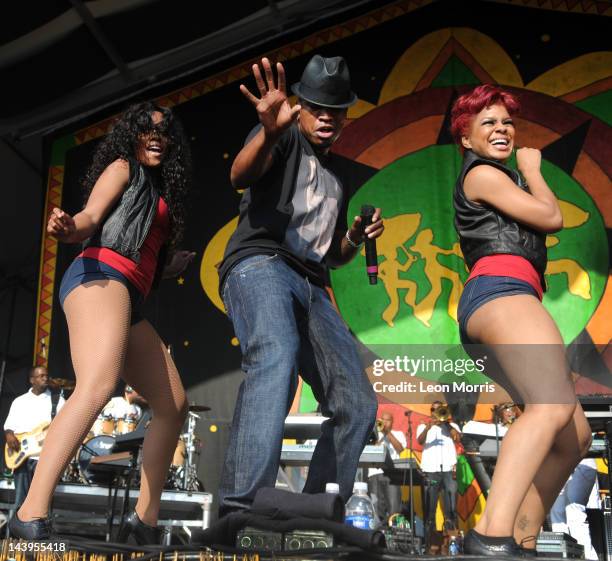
[
  {"xmin": 117, "ymin": 511, "xmax": 159, "ymax": 545},
  {"xmin": 8, "ymin": 513, "xmax": 51, "ymax": 540},
  {"xmin": 464, "ymin": 529, "xmax": 523, "ymax": 557}
]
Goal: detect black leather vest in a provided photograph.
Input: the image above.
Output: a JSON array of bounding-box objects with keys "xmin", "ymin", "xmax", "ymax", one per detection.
[
  {"xmin": 83, "ymin": 157, "xmax": 159, "ymax": 264},
  {"xmin": 453, "ymin": 150, "xmax": 547, "ymax": 285}
]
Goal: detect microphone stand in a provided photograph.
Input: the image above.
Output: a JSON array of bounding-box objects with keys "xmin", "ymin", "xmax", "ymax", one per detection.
[
  {"xmin": 405, "ymin": 410, "xmax": 416, "ymax": 550},
  {"xmin": 493, "ymin": 407, "xmax": 501, "ymax": 460},
  {"xmin": 606, "ymin": 421, "xmax": 612, "ymax": 506}
]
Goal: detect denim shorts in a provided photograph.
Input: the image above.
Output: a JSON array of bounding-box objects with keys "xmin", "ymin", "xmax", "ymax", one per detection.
[
  {"xmin": 59, "ymin": 257, "xmax": 144, "ymax": 325},
  {"xmin": 457, "ymin": 275, "xmax": 539, "ymax": 344}
]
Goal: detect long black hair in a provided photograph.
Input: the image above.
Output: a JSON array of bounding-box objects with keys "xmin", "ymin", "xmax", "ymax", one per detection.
[{"xmin": 83, "ymin": 101, "xmax": 192, "ymax": 250}]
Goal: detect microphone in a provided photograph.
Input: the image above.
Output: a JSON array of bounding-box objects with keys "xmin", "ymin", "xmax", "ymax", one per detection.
[{"xmin": 360, "ymin": 205, "xmax": 378, "ymax": 285}]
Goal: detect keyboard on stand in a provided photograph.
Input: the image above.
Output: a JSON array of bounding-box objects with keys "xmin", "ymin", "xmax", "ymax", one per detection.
[{"xmin": 280, "ymin": 443, "xmax": 388, "ymax": 468}]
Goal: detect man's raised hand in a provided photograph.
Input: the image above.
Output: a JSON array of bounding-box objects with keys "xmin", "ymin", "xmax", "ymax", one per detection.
[{"xmin": 239, "ymin": 58, "xmax": 301, "ymax": 140}]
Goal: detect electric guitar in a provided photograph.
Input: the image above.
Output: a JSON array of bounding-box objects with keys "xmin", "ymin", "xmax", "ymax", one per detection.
[{"xmin": 4, "ymin": 422, "xmax": 50, "ymax": 470}]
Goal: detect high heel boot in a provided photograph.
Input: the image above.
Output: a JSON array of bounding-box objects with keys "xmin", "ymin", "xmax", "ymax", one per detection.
[
  {"xmin": 8, "ymin": 513, "xmax": 51, "ymax": 540},
  {"xmin": 116, "ymin": 511, "xmax": 159, "ymax": 545},
  {"xmin": 463, "ymin": 529, "xmax": 523, "ymax": 557}
]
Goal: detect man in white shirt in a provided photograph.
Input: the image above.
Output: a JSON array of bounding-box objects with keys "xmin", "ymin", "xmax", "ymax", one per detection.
[
  {"xmin": 368, "ymin": 411, "xmax": 407, "ymax": 521},
  {"xmin": 417, "ymin": 401, "xmax": 461, "ymax": 534},
  {"xmin": 4, "ymin": 366, "xmax": 65, "ymax": 510}
]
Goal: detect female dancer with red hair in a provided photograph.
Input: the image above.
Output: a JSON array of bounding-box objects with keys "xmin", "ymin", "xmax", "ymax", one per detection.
[{"xmin": 452, "ymin": 85, "xmax": 591, "ymax": 556}]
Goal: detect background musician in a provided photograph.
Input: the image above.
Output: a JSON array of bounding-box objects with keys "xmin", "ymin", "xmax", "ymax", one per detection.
[
  {"xmin": 417, "ymin": 401, "xmax": 461, "ymax": 535},
  {"xmin": 96, "ymin": 385, "xmax": 146, "ymax": 435},
  {"xmin": 3, "ymin": 366, "xmax": 65, "ymax": 512},
  {"xmin": 104, "ymin": 386, "xmax": 144, "ymax": 423},
  {"xmin": 493, "ymin": 401, "xmax": 522, "ymax": 432},
  {"xmin": 368, "ymin": 411, "xmax": 406, "ymax": 522}
]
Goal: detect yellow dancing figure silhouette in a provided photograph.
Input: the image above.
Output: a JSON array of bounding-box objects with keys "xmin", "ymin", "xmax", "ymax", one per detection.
[
  {"xmin": 545, "ymin": 200, "xmax": 591, "ymax": 299},
  {"xmin": 372, "ymin": 214, "xmax": 422, "ymax": 327},
  {"xmin": 409, "ymin": 228, "xmax": 463, "ymax": 327}
]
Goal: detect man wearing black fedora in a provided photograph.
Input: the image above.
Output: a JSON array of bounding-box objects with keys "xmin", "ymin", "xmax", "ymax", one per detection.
[{"xmin": 217, "ymin": 55, "xmax": 384, "ymax": 515}]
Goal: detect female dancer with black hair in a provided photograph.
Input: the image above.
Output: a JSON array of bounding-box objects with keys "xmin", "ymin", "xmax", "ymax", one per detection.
[
  {"xmin": 10, "ymin": 102, "xmax": 195, "ymax": 543},
  {"xmin": 452, "ymin": 85, "xmax": 592, "ymax": 556}
]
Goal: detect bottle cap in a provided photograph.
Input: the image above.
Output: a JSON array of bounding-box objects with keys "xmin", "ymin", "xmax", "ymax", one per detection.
[
  {"xmin": 325, "ymin": 482, "xmax": 340, "ymax": 494},
  {"xmin": 353, "ymin": 481, "xmax": 368, "ymax": 492}
]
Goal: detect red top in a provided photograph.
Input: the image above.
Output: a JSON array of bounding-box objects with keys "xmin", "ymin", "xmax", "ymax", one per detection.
[
  {"xmin": 466, "ymin": 254, "xmax": 543, "ymax": 300},
  {"xmin": 79, "ymin": 197, "xmax": 170, "ymax": 297}
]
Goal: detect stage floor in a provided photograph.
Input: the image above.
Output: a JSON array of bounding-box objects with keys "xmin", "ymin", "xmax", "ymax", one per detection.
[{"xmin": 0, "ymin": 539, "xmax": 575, "ymax": 561}]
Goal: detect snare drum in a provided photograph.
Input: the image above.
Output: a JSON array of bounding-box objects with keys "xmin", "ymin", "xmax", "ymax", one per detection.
[{"xmin": 93, "ymin": 413, "xmax": 116, "ymax": 436}]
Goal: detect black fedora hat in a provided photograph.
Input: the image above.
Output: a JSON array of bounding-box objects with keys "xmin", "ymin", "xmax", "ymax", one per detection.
[{"xmin": 291, "ymin": 55, "xmax": 358, "ymax": 109}]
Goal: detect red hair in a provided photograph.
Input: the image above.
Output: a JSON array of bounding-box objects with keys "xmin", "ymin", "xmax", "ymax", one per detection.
[{"xmin": 450, "ymin": 85, "xmax": 520, "ymax": 145}]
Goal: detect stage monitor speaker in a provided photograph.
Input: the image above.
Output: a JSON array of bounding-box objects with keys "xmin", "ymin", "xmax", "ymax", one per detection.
[
  {"xmin": 235, "ymin": 527, "xmax": 334, "ymax": 552},
  {"xmin": 284, "ymin": 530, "xmax": 334, "ymax": 550},
  {"xmin": 236, "ymin": 527, "xmax": 282, "ymax": 551},
  {"xmin": 536, "ymin": 531, "xmax": 584, "ymax": 559}
]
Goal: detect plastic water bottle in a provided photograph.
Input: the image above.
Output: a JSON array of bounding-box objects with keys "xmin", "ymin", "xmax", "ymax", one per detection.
[
  {"xmin": 325, "ymin": 482, "xmax": 340, "ymax": 494},
  {"xmin": 345, "ymin": 482, "xmax": 376, "ymax": 529},
  {"xmin": 449, "ymin": 534, "xmax": 460, "ymax": 556}
]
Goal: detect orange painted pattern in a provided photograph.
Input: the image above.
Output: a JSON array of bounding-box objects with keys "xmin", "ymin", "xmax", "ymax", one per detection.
[
  {"xmin": 586, "ymin": 275, "xmax": 612, "ymax": 345},
  {"xmin": 573, "ymin": 152, "xmax": 612, "ymax": 228},
  {"xmin": 356, "ymin": 116, "xmax": 444, "ymax": 168},
  {"xmin": 561, "ymin": 76, "xmax": 612, "ymax": 103},
  {"xmin": 513, "ymin": 118, "xmax": 561, "ymax": 149},
  {"xmin": 34, "ymin": 166, "xmax": 64, "ymax": 367},
  {"xmin": 415, "ymin": 39, "xmax": 495, "ymax": 91},
  {"xmin": 484, "ymin": 0, "xmax": 612, "ymax": 16}
]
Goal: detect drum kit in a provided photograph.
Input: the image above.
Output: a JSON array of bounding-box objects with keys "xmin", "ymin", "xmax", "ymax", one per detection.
[{"xmin": 57, "ymin": 388, "xmax": 210, "ymax": 491}]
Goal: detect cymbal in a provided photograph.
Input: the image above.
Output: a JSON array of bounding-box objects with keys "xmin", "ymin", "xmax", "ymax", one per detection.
[
  {"xmin": 188, "ymin": 404, "xmax": 211, "ymax": 412},
  {"xmin": 49, "ymin": 377, "xmax": 75, "ymax": 390}
]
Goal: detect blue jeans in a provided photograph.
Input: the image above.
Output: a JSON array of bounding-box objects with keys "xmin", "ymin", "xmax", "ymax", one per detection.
[
  {"xmin": 219, "ymin": 254, "xmax": 377, "ymax": 514},
  {"xmin": 423, "ymin": 470, "xmax": 458, "ymax": 531}
]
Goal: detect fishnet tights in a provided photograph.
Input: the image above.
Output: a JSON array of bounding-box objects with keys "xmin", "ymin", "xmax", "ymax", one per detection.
[
  {"xmin": 19, "ymin": 280, "xmax": 187, "ymax": 526},
  {"xmin": 123, "ymin": 320, "xmax": 187, "ymax": 523}
]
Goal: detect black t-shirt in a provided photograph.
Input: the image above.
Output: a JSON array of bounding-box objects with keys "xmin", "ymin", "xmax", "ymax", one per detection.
[{"xmin": 218, "ymin": 123, "xmax": 353, "ymax": 292}]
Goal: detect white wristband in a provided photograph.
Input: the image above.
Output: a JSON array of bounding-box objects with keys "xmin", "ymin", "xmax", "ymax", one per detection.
[{"xmin": 345, "ymin": 230, "xmax": 363, "ymax": 248}]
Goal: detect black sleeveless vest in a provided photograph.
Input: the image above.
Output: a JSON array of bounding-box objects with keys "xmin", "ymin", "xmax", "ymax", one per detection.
[
  {"xmin": 83, "ymin": 157, "xmax": 160, "ymax": 263},
  {"xmin": 453, "ymin": 150, "xmax": 547, "ymax": 287}
]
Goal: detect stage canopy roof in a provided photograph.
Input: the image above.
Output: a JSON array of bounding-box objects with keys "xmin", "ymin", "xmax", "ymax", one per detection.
[{"xmin": 0, "ymin": 0, "xmax": 395, "ymax": 139}]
